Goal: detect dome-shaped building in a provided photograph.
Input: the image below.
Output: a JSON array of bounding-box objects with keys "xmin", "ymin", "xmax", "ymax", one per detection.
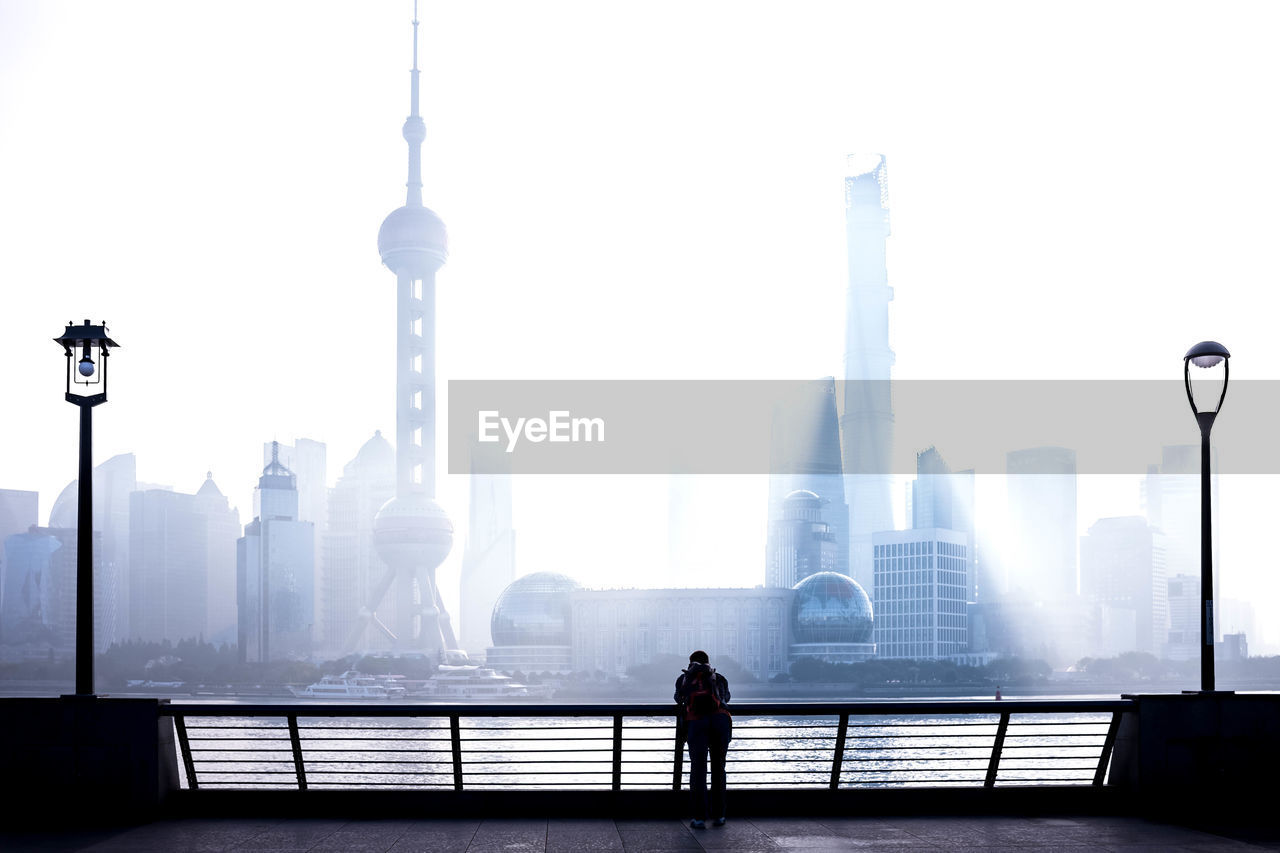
[
  {"xmin": 789, "ymin": 572, "xmax": 876, "ymax": 663},
  {"xmin": 484, "ymin": 572, "xmax": 580, "ymax": 673}
]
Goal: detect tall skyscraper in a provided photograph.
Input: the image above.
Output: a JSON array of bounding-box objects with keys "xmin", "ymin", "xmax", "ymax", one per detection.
[
  {"xmin": 1079, "ymin": 516, "xmax": 1167, "ymax": 656},
  {"xmin": 0, "ymin": 527, "xmax": 101, "ymax": 655},
  {"xmin": 1142, "ymin": 445, "xmax": 1220, "ymax": 641},
  {"xmin": 872, "ymin": 528, "xmax": 970, "ymax": 659},
  {"xmin": 267, "ymin": 439, "xmax": 327, "ymax": 582},
  {"xmin": 459, "ymin": 442, "xmax": 515, "ymax": 657},
  {"xmin": 238, "ymin": 443, "xmax": 315, "ymax": 662},
  {"xmin": 841, "ymin": 155, "xmax": 896, "ymax": 593},
  {"xmin": 767, "ymin": 377, "xmax": 849, "ymax": 579},
  {"xmin": 0, "ymin": 489, "xmax": 38, "ymax": 606},
  {"xmin": 1006, "ymin": 447, "xmax": 1078, "ymax": 600},
  {"xmin": 130, "ymin": 490, "xmax": 207, "ymax": 644},
  {"xmin": 348, "ymin": 9, "xmax": 456, "ymax": 657},
  {"xmin": 321, "ymin": 432, "xmax": 396, "ymax": 657},
  {"xmin": 1165, "ymin": 573, "xmax": 1199, "ymax": 661},
  {"xmin": 44, "ymin": 454, "xmax": 137, "ymax": 644},
  {"xmin": 130, "ymin": 474, "xmax": 238, "ymax": 645},
  {"xmin": 909, "ymin": 447, "xmax": 976, "ymax": 600},
  {"xmin": 194, "ymin": 473, "xmax": 242, "ymax": 645},
  {"xmin": 765, "ymin": 490, "xmax": 837, "ymax": 589}
]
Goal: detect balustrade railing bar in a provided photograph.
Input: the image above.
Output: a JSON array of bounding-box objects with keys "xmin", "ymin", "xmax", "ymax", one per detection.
[
  {"xmin": 828, "ymin": 713, "xmax": 849, "ymax": 789},
  {"xmin": 174, "ymin": 715, "xmax": 199, "ymax": 791},
  {"xmin": 1094, "ymin": 710, "xmax": 1123, "ymax": 786},
  {"xmin": 984, "ymin": 711, "xmax": 1010, "ymax": 788},
  {"xmin": 166, "ymin": 699, "xmax": 1131, "ymax": 794},
  {"xmin": 286, "ymin": 716, "xmax": 307, "ymax": 790},
  {"xmin": 449, "ymin": 715, "xmax": 464, "ymax": 791},
  {"xmin": 611, "ymin": 716, "xmax": 624, "ymax": 791}
]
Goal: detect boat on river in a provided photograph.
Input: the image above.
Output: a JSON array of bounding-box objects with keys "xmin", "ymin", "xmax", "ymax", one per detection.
[{"xmin": 289, "ymin": 671, "xmax": 408, "ymax": 699}]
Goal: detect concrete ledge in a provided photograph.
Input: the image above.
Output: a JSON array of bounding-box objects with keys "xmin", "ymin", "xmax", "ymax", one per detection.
[
  {"xmin": 1110, "ymin": 691, "xmax": 1280, "ymax": 821},
  {"xmin": 166, "ymin": 785, "xmax": 1128, "ymax": 820},
  {"xmin": 0, "ymin": 696, "xmax": 179, "ymax": 823}
]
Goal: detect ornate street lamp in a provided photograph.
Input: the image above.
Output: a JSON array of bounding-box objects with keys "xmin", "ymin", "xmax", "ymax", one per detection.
[
  {"xmin": 53, "ymin": 320, "xmax": 119, "ymax": 697},
  {"xmin": 1183, "ymin": 340, "xmax": 1229, "ymax": 693}
]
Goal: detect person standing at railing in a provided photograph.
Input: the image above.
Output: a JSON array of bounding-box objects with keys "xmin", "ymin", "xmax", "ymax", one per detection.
[{"xmin": 674, "ymin": 650, "xmax": 732, "ymax": 829}]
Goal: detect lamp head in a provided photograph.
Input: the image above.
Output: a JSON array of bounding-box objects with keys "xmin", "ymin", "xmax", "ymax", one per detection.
[
  {"xmin": 54, "ymin": 319, "xmax": 119, "ymax": 401},
  {"xmin": 1183, "ymin": 340, "xmax": 1230, "ymax": 422},
  {"xmin": 1185, "ymin": 340, "xmax": 1230, "ymax": 368}
]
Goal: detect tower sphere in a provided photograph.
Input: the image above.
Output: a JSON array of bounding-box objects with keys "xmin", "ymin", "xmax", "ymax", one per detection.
[
  {"xmin": 490, "ymin": 572, "xmax": 581, "ymax": 647},
  {"xmin": 378, "ymin": 205, "xmax": 448, "ymax": 276},
  {"xmin": 373, "ymin": 493, "xmax": 454, "ymax": 575},
  {"xmin": 791, "ymin": 571, "xmax": 874, "ymax": 644}
]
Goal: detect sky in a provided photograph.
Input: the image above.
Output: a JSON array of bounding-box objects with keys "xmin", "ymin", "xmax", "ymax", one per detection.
[{"xmin": 3, "ymin": 1, "xmax": 1280, "ymax": 649}]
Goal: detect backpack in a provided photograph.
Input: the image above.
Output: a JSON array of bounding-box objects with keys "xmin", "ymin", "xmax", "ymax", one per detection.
[{"xmin": 684, "ymin": 668, "xmax": 722, "ymax": 717}]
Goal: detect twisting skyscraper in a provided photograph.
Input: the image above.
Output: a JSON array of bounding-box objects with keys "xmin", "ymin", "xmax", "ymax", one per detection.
[
  {"xmin": 842, "ymin": 155, "xmax": 896, "ymax": 592},
  {"xmin": 345, "ymin": 6, "xmax": 456, "ymax": 657}
]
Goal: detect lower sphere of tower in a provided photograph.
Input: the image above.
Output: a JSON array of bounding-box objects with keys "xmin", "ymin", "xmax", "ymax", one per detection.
[{"xmin": 373, "ymin": 494, "xmax": 454, "ymax": 574}]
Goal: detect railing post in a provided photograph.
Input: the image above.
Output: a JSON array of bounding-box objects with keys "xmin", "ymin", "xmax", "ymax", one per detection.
[
  {"xmin": 829, "ymin": 713, "xmax": 849, "ymax": 790},
  {"xmin": 173, "ymin": 714, "xmax": 198, "ymax": 790},
  {"xmin": 1094, "ymin": 710, "xmax": 1123, "ymax": 786},
  {"xmin": 450, "ymin": 715, "xmax": 463, "ymax": 791},
  {"xmin": 984, "ymin": 711, "xmax": 1010, "ymax": 788},
  {"xmin": 612, "ymin": 715, "xmax": 623, "ymax": 792},
  {"xmin": 672, "ymin": 717, "xmax": 685, "ymax": 791},
  {"xmin": 287, "ymin": 715, "xmax": 307, "ymax": 790}
]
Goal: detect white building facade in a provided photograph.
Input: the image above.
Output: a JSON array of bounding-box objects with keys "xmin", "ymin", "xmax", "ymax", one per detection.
[{"xmin": 872, "ymin": 528, "xmax": 970, "ymax": 659}]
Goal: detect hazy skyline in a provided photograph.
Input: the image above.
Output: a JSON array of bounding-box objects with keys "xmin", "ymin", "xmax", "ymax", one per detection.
[{"xmin": 3, "ymin": 2, "xmax": 1280, "ymax": 649}]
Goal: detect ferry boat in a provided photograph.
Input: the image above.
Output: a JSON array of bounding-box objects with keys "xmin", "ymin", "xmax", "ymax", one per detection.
[
  {"xmin": 414, "ymin": 664, "xmax": 552, "ymax": 699},
  {"xmin": 289, "ymin": 670, "xmax": 408, "ymax": 699}
]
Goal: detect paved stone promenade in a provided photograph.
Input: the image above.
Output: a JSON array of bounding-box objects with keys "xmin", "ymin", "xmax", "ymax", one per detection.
[{"xmin": 2, "ymin": 816, "xmax": 1278, "ymax": 852}]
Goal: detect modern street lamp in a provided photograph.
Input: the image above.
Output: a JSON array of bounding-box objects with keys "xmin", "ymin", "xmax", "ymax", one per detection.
[
  {"xmin": 53, "ymin": 320, "xmax": 119, "ymax": 697},
  {"xmin": 1183, "ymin": 340, "xmax": 1229, "ymax": 693}
]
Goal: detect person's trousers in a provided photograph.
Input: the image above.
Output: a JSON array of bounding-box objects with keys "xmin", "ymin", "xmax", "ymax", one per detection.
[{"xmin": 686, "ymin": 713, "xmax": 732, "ymax": 821}]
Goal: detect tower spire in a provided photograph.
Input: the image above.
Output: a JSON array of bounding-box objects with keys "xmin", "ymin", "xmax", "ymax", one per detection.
[{"xmin": 404, "ymin": 1, "xmax": 425, "ymax": 207}]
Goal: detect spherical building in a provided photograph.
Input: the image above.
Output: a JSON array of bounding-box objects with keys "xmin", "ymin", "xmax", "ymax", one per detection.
[
  {"xmin": 485, "ymin": 572, "xmax": 580, "ymax": 673},
  {"xmin": 789, "ymin": 571, "xmax": 875, "ymax": 663}
]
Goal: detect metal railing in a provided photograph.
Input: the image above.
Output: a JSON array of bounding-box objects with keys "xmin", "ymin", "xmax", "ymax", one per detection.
[{"xmin": 162, "ymin": 699, "xmax": 1130, "ymax": 792}]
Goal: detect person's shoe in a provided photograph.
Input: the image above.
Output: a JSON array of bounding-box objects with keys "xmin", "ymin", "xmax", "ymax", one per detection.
[
  {"xmin": 690, "ymin": 819, "xmax": 706, "ymax": 829},
  {"xmin": 713, "ymin": 817, "xmax": 726, "ymax": 827}
]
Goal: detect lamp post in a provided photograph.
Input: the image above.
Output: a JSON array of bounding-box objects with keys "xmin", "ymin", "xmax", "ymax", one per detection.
[
  {"xmin": 53, "ymin": 320, "xmax": 119, "ymax": 697},
  {"xmin": 1183, "ymin": 340, "xmax": 1229, "ymax": 693}
]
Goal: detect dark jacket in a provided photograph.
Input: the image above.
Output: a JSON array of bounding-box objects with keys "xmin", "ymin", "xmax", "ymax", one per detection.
[{"xmin": 674, "ymin": 661, "xmax": 731, "ymax": 722}]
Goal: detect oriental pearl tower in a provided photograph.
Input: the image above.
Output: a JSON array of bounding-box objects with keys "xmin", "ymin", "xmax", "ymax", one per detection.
[{"xmin": 345, "ymin": 5, "xmax": 459, "ymax": 659}]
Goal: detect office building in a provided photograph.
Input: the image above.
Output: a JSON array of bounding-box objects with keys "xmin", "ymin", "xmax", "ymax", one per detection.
[
  {"xmin": 1165, "ymin": 573, "xmax": 1199, "ymax": 661},
  {"xmin": 767, "ymin": 377, "xmax": 849, "ymax": 579},
  {"xmin": 320, "ymin": 432, "xmax": 396, "ymax": 657},
  {"xmin": 569, "ymin": 586, "xmax": 793, "ymax": 681},
  {"xmin": 909, "ymin": 447, "xmax": 976, "ymax": 599},
  {"xmin": 237, "ymin": 444, "xmax": 315, "ymax": 662},
  {"xmin": 1079, "ymin": 516, "xmax": 1167, "ymax": 656},
  {"xmin": 459, "ymin": 442, "xmax": 515, "ymax": 658},
  {"xmin": 766, "ymin": 490, "xmax": 838, "ymax": 589},
  {"xmin": 841, "ymin": 155, "xmax": 896, "ymax": 592},
  {"xmin": 195, "ymin": 474, "xmax": 242, "ymax": 645},
  {"xmin": 268, "ymin": 439, "xmax": 327, "ymax": 583},
  {"xmin": 1, "ymin": 527, "xmax": 102, "ymax": 655},
  {"xmin": 1143, "ymin": 446, "xmax": 1220, "ymax": 641},
  {"xmin": 0, "ymin": 490, "xmax": 38, "ymax": 612},
  {"xmin": 872, "ymin": 528, "xmax": 970, "ymax": 659},
  {"xmin": 1006, "ymin": 447, "xmax": 1077, "ymax": 600},
  {"xmin": 45, "ymin": 454, "xmax": 138, "ymax": 644}
]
